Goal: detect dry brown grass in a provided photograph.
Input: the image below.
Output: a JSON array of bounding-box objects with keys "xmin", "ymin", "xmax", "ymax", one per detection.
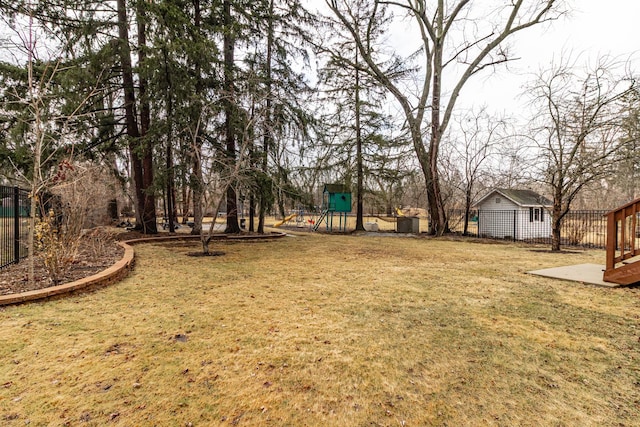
[{"xmin": 1, "ymin": 234, "xmax": 639, "ymax": 426}]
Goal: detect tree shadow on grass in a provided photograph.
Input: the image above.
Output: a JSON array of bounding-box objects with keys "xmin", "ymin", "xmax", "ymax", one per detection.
[{"xmin": 529, "ymin": 249, "xmax": 583, "ymax": 254}]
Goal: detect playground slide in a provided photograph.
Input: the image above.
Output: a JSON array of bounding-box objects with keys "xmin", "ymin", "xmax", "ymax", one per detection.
[
  {"xmin": 373, "ymin": 208, "xmax": 404, "ymax": 223},
  {"xmin": 272, "ymin": 213, "xmax": 297, "ymax": 228}
]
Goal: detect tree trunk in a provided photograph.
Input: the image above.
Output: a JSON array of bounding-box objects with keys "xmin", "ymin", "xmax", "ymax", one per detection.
[
  {"xmin": 258, "ymin": 0, "xmax": 274, "ymax": 235},
  {"xmin": 551, "ymin": 214, "xmax": 562, "ymax": 251},
  {"xmin": 354, "ymin": 48, "xmax": 365, "ymax": 231},
  {"xmin": 404, "ymin": 113, "xmax": 440, "ymax": 235},
  {"xmin": 225, "ymin": 186, "xmax": 240, "ymax": 233},
  {"xmin": 427, "ymin": 30, "xmax": 448, "ymax": 236},
  {"xmin": 223, "ymin": 0, "xmax": 240, "ymax": 234},
  {"xmin": 191, "ymin": 151, "xmax": 203, "ymax": 235},
  {"xmin": 190, "ymin": 0, "xmax": 204, "ymax": 235},
  {"xmin": 171, "ymin": 182, "xmax": 178, "ymax": 224},
  {"xmin": 163, "ymin": 46, "xmax": 175, "ymax": 233},
  {"xmin": 28, "ymin": 113, "xmax": 42, "ymax": 286},
  {"xmin": 26, "ymin": 33, "xmax": 40, "ymax": 285},
  {"xmin": 551, "ymin": 195, "xmax": 563, "ymax": 252},
  {"xmin": 136, "ymin": 1, "xmax": 157, "ymax": 234},
  {"xmin": 201, "ymin": 236, "xmax": 211, "ymax": 255},
  {"xmin": 116, "ymin": 0, "xmax": 147, "ymax": 233},
  {"xmin": 463, "ymin": 185, "xmax": 472, "ymax": 236},
  {"xmin": 249, "ymin": 193, "xmax": 255, "ymax": 232}
]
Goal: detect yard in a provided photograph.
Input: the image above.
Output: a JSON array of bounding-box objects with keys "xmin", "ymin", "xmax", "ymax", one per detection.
[{"xmin": 1, "ymin": 234, "xmax": 639, "ymax": 426}]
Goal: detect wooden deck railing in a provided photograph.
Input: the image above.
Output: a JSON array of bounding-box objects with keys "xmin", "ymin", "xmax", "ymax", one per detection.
[{"xmin": 603, "ymin": 197, "xmax": 640, "ymax": 285}]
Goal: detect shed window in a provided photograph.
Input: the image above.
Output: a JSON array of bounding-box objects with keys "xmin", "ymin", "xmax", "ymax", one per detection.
[
  {"xmin": 529, "ymin": 207, "xmax": 543, "ymax": 222},
  {"xmin": 495, "ymin": 197, "xmax": 501, "ymax": 204}
]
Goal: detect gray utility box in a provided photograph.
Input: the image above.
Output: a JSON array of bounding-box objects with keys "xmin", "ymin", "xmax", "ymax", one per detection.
[
  {"xmin": 364, "ymin": 222, "xmax": 379, "ymax": 232},
  {"xmin": 397, "ymin": 217, "xmax": 420, "ymax": 234}
]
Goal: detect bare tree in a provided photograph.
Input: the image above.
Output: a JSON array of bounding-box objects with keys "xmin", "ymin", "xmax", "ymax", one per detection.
[
  {"xmin": 25, "ymin": 39, "xmax": 49, "ymax": 285},
  {"xmin": 325, "ymin": 0, "xmax": 565, "ymax": 235},
  {"xmin": 447, "ymin": 107, "xmax": 509, "ymax": 235},
  {"xmin": 193, "ymin": 99, "xmax": 259, "ymax": 255},
  {"xmin": 526, "ymin": 56, "xmax": 638, "ymax": 251},
  {"xmin": 611, "ymin": 87, "xmax": 640, "ymax": 202},
  {"xmin": 5, "ymin": 12, "xmax": 104, "ymax": 284}
]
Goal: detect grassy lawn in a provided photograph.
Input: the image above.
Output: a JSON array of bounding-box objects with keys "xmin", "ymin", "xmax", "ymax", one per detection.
[{"xmin": 1, "ymin": 234, "xmax": 639, "ymax": 426}]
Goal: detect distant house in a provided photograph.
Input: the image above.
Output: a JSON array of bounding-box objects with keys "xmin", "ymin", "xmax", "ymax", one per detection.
[{"xmin": 474, "ymin": 188, "xmax": 552, "ymax": 240}]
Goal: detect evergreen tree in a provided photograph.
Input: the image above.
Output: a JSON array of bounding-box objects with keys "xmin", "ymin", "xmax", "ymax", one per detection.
[
  {"xmin": 241, "ymin": 0, "xmax": 314, "ymax": 230},
  {"xmin": 315, "ymin": 0, "xmax": 401, "ymax": 226}
]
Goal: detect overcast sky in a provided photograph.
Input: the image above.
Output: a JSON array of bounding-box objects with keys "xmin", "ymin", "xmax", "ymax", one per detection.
[
  {"xmin": 311, "ymin": 0, "xmax": 640, "ymax": 116},
  {"xmin": 470, "ymin": 0, "xmax": 640, "ymax": 114}
]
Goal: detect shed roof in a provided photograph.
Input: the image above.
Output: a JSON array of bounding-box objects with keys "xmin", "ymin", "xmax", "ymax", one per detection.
[
  {"xmin": 323, "ymin": 183, "xmax": 350, "ymax": 194},
  {"xmin": 475, "ymin": 188, "xmax": 552, "ymax": 207}
]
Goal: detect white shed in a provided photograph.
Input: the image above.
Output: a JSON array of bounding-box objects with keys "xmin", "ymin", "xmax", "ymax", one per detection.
[{"xmin": 474, "ymin": 189, "xmax": 552, "ymax": 240}]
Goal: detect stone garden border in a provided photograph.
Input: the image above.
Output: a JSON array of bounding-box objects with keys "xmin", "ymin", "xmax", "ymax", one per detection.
[{"xmin": 0, "ymin": 232, "xmax": 286, "ymax": 306}]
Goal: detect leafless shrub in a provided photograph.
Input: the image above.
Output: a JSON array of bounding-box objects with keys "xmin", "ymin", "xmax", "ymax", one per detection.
[
  {"xmin": 34, "ymin": 208, "xmax": 82, "ymax": 285},
  {"xmin": 83, "ymin": 227, "xmax": 116, "ymax": 260},
  {"xmin": 35, "ymin": 162, "xmax": 117, "ymax": 284},
  {"xmin": 563, "ymin": 218, "xmax": 587, "ymax": 246}
]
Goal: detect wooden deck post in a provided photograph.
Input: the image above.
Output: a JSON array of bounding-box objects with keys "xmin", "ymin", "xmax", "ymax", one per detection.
[
  {"xmin": 603, "ymin": 198, "xmax": 640, "ymax": 285},
  {"xmin": 605, "ymin": 210, "xmax": 616, "ymax": 271}
]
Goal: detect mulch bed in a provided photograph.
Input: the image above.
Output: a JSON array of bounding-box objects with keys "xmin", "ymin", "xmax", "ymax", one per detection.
[
  {"xmin": 0, "ymin": 241, "xmax": 124, "ymax": 296},
  {"xmin": 0, "ymin": 228, "xmax": 201, "ymax": 296}
]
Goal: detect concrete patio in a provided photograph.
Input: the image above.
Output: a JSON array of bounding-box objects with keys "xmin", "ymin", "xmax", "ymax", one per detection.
[{"xmin": 528, "ymin": 263, "xmax": 620, "ymax": 288}]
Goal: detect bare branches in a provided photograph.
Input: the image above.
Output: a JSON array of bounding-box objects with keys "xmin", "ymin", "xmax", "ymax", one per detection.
[
  {"xmin": 525, "ymin": 54, "xmax": 638, "ymax": 249},
  {"xmin": 323, "ymin": 0, "xmax": 567, "ymax": 234},
  {"xmin": 442, "ymin": 0, "xmax": 564, "ymax": 135}
]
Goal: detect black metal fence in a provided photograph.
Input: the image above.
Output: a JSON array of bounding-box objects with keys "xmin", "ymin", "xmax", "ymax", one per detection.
[
  {"xmin": 448, "ymin": 209, "xmax": 608, "ymax": 248},
  {"xmin": 1, "ymin": 186, "xmax": 30, "ymax": 269}
]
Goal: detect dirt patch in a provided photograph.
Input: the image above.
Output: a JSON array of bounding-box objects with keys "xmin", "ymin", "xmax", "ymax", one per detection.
[
  {"xmin": 0, "ymin": 241, "xmax": 124, "ymax": 296},
  {"xmin": 186, "ymin": 251, "xmax": 225, "ymax": 257}
]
